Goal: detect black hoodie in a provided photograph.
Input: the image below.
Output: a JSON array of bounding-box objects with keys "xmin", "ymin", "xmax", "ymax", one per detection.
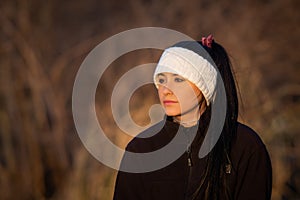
[{"xmin": 113, "ymin": 119, "xmax": 272, "ymax": 200}]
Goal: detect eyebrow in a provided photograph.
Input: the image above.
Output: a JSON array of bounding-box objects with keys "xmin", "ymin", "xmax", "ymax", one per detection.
[{"xmin": 157, "ymin": 73, "xmax": 179, "ymax": 76}]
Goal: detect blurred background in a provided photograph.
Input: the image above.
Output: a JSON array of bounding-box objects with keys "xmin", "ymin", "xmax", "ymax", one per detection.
[{"xmin": 0, "ymin": 0, "xmax": 299, "ymax": 199}]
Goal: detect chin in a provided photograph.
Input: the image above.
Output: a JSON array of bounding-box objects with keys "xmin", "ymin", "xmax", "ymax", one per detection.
[{"xmin": 164, "ymin": 109, "xmax": 180, "ymax": 117}]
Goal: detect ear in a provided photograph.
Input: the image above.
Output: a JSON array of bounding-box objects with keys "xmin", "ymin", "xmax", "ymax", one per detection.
[{"xmin": 199, "ymin": 96, "xmax": 207, "ymax": 116}]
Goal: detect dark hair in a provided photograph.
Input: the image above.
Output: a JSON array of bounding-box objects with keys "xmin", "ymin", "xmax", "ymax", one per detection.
[
  {"xmin": 173, "ymin": 40, "xmax": 238, "ymax": 199},
  {"xmin": 171, "ymin": 40, "xmax": 239, "ymax": 199},
  {"xmin": 199, "ymin": 41, "xmax": 238, "ymax": 200}
]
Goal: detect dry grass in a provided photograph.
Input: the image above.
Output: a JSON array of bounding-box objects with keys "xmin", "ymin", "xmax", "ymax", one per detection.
[{"xmin": 0, "ymin": 0, "xmax": 299, "ymax": 199}]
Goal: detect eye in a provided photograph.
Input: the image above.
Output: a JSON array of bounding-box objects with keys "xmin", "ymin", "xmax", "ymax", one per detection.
[
  {"xmin": 174, "ymin": 77, "xmax": 185, "ymax": 82},
  {"xmin": 157, "ymin": 77, "xmax": 166, "ymax": 84}
]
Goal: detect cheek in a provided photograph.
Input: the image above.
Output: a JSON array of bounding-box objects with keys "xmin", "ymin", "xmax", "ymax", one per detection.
[
  {"xmin": 176, "ymin": 89, "xmax": 199, "ymax": 103},
  {"xmin": 175, "ymin": 88, "xmax": 201, "ymax": 110},
  {"xmin": 157, "ymin": 88, "xmax": 164, "ymax": 102}
]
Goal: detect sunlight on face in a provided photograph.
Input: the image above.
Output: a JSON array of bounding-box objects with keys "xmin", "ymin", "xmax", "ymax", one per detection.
[{"xmin": 156, "ymin": 72, "xmax": 205, "ymax": 118}]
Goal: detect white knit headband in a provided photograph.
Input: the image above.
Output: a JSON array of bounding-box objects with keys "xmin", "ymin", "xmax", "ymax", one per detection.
[{"xmin": 153, "ymin": 47, "xmax": 217, "ymax": 105}]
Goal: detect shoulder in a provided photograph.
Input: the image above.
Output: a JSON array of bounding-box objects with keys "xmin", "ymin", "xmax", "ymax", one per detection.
[
  {"xmin": 230, "ymin": 123, "xmax": 272, "ymax": 199},
  {"xmin": 236, "ymin": 122, "xmax": 266, "ymax": 149},
  {"xmin": 230, "ymin": 122, "xmax": 272, "ymax": 174},
  {"xmin": 232, "ymin": 122, "xmax": 269, "ymax": 156}
]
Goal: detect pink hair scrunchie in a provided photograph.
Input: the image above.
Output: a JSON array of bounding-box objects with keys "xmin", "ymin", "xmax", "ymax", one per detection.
[{"xmin": 201, "ymin": 34, "xmax": 214, "ymax": 48}]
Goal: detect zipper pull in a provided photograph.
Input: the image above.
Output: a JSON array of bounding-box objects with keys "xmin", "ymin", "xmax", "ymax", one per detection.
[
  {"xmin": 188, "ymin": 156, "xmax": 193, "ymax": 167},
  {"xmin": 225, "ymin": 164, "xmax": 231, "ymax": 174},
  {"xmin": 187, "ymin": 146, "xmax": 193, "ymax": 167}
]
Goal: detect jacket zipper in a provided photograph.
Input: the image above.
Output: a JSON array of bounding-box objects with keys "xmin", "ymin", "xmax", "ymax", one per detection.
[
  {"xmin": 185, "ymin": 144, "xmax": 193, "ymax": 200},
  {"xmin": 184, "ymin": 126, "xmax": 197, "ymax": 200}
]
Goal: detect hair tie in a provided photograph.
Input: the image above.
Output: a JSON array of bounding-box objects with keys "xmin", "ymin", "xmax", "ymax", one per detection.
[{"xmin": 201, "ymin": 34, "xmax": 214, "ymax": 48}]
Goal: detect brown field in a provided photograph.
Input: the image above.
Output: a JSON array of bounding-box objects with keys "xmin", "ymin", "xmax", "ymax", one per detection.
[{"xmin": 0, "ymin": 0, "xmax": 299, "ymax": 199}]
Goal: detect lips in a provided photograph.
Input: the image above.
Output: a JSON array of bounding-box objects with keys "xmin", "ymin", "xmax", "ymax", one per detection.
[{"xmin": 163, "ymin": 100, "xmax": 178, "ymax": 105}]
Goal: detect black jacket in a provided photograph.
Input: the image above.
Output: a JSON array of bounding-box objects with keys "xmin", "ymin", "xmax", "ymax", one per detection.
[{"xmin": 113, "ymin": 119, "xmax": 272, "ymax": 200}]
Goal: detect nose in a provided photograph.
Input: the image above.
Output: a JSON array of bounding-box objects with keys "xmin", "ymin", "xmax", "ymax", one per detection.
[{"xmin": 161, "ymin": 85, "xmax": 173, "ymax": 96}]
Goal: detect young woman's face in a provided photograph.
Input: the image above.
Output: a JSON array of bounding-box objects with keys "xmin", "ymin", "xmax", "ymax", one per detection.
[{"xmin": 156, "ymin": 72, "xmax": 205, "ymax": 117}]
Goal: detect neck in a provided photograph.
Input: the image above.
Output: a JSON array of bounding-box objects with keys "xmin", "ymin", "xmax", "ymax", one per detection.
[
  {"xmin": 173, "ymin": 101, "xmax": 206, "ymax": 127},
  {"xmin": 173, "ymin": 108, "xmax": 201, "ymax": 127},
  {"xmin": 173, "ymin": 116, "xmax": 199, "ymax": 127}
]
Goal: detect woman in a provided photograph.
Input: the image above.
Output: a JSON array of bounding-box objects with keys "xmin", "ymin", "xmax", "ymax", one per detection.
[{"xmin": 113, "ymin": 35, "xmax": 272, "ymax": 200}]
